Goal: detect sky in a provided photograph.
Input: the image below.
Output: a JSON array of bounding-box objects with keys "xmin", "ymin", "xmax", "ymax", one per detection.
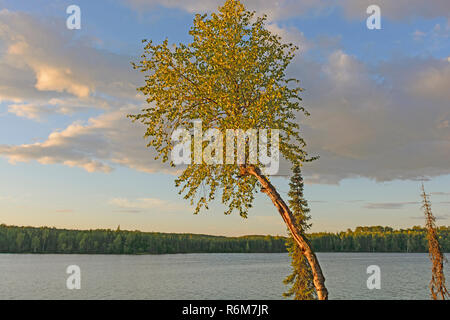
[{"xmin": 0, "ymin": 0, "xmax": 449, "ymax": 236}]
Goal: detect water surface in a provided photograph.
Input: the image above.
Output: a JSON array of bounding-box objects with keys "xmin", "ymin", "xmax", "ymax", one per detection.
[{"xmin": 0, "ymin": 253, "xmax": 447, "ymax": 299}]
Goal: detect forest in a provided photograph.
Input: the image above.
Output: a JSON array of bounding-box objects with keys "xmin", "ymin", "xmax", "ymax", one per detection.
[{"xmin": 0, "ymin": 224, "xmax": 448, "ymax": 254}]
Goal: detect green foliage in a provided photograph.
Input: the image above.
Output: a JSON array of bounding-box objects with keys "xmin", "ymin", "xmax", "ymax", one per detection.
[
  {"xmin": 0, "ymin": 224, "xmax": 286, "ymax": 254},
  {"xmin": 0, "ymin": 224, "xmax": 448, "ymax": 254},
  {"xmin": 309, "ymin": 226, "xmax": 450, "ymax": 253},
  {"xmin": 283, "ymin": 165, "xmax": 316, "ymax": 300},
  {"xmin": 129, "ymin": 0, "xmax": 310, "ymax": 217}
]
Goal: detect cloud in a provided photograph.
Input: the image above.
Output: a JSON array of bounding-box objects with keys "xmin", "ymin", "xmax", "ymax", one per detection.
[
  {"xmin": 0, "ymin": 106, "xmax": 174, "ymax": 174},
  {"xmin": 0, "ymin": 9, "xmax": 449, "ymax": 185},
  {"xmin": 109, "ymin": 197, "xmax": 185, "ymax": 212},
  {"xmin": 364, "ymin": 202, "xmax": 419, "ymax": 210},
  {"xmin": 266, "ymin": 23, "xmax": 312, "ymax": 52},
  {"xmin": 0, "ymin": 10, "xmax": 170, "ymax": 174},
  {"xmin": 123, "ymin": 0, "xmax": 450, "ymax": 22},
  {"xmin": 123, "ymin": 0, "xmax": 330, "ymax": 21},
  {"xmin": 293, "ymin": 51, "xmax": 450, "ymax": 183},
  {"xmin": 408, "ymin": 66, "xmax": 450, "ymax": 102},
  {"xmin": 0, "ymin": 10, "xmax": 140, "ymax": 118},
  {"xmin": 7, "ymin": 103, "xmax": 72, "ymax": 121},
  {"xmin": 34, "ymin": 66, "xmax": 90, "ymax": 98},
  {"xmin": 338, "ymin": 0, "xmax": 450, "ymax": 21}
]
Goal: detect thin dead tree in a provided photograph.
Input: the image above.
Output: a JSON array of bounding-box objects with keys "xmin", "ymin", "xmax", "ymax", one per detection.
[{"xmin": 421, "ymin": 183, "xmax": 449, "ymax": 300}]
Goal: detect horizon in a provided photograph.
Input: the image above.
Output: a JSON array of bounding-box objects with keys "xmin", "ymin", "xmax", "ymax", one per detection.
[{"xmin": 1, "ymin": 222, "xmax": 447, "ymax": 238}]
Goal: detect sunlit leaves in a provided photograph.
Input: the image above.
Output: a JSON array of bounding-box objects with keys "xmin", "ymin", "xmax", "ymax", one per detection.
[{"xmin": 129, "ymin": 0, "xmax": 311, "ymax": 217}]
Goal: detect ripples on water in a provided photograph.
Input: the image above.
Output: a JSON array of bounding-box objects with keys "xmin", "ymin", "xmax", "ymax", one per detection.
[{"xmin": 0, "ymin": 253, "xmax": 448, "ymax": 299}]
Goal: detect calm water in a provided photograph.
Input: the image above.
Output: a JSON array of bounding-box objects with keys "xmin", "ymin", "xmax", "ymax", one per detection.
[{"xmin": 0, "ymin": 253, "xmax": 448, "ymax": 300}]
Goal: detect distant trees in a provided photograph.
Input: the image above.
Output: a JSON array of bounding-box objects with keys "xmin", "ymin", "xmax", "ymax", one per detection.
[
  {"xmin": 0, "ymin": 224, "xmax": 448, "ymax": 254},
  {"xmin": 0, "ymin": 224, "xmax": 286, "ymax": 254},
  {"xmin": 283, "ymin": 166, "xmax": 316, "ymax": 300},
  {"xmin": 309, "ymin": 226, "xmax": 449, "ymax": 253}
]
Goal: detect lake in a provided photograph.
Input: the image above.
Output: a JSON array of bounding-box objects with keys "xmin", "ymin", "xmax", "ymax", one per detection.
[{"xmin": 0, "ymin": 253, "xmax": 448, "ymax": 300}]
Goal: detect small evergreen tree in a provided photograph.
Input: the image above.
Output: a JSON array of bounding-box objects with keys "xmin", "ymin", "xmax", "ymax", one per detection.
[{"xmin": 283, "ymin": 165, "xmax": 316, "ymax": 300}]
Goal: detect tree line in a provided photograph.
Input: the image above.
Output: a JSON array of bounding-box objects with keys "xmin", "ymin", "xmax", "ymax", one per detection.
[
  {"xmin": 0, "ymin": 224, "xmax": 448, "ymax": 254},
  {"xmin": 0, "ymin": 224, "xmax": 286, "ymax": 254},
  {"xmin": 309, "ymin": 226, "xmax": 449, "ymax": 253}
]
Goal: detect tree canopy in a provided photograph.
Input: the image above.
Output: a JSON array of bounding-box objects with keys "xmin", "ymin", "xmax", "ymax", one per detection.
[{"xmin": 129, "ymin": 0, "xmax": 310, "ymax": 217}]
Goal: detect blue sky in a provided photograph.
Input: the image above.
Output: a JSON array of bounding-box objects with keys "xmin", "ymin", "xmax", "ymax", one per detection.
[{"xmin": 0, "ymin": 0, "xmax": 449, "ymax": 236}]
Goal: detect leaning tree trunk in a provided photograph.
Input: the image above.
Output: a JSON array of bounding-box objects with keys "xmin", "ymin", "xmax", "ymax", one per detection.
[{"xmin": 240, "ymin": 164, "xmax": 328, "ymax": 300}]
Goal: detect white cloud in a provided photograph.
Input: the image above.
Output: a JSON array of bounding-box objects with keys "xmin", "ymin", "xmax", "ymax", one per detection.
[
  {"xmin": 34, "ymin": 66, "xmax": 90, "ymax": 98},
  {"xmin": 0, "ymin": 10, "xmax": 140, "ymax": 118},
  {"xmin": 7, "ymin": 103, "xmax": 57, "ymax": 121},
  {"xmin": 266, "ymin": 23, "xmax": 311, "ymax": 52},
  {"xmin": 0, "ymin": 106, "xmax": 174, "ymax": 174}
]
